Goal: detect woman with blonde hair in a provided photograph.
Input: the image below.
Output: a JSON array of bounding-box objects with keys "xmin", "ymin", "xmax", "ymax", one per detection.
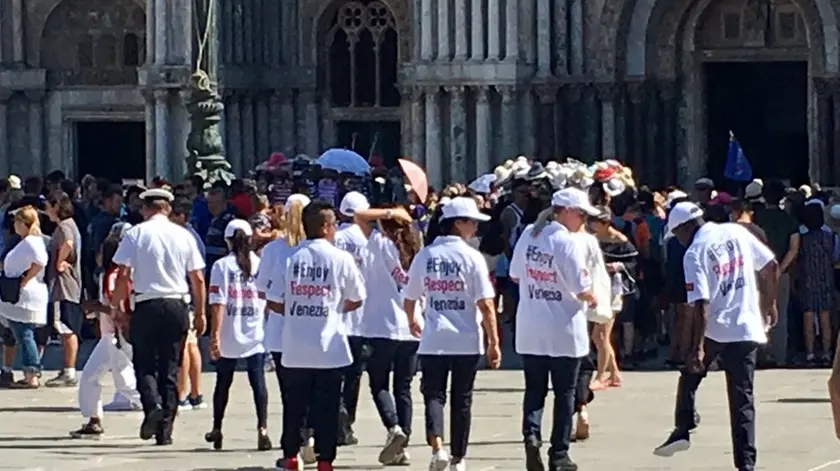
[{"xmin": 0, "ymin": 206, "xmax": 49, "ymax": 388}]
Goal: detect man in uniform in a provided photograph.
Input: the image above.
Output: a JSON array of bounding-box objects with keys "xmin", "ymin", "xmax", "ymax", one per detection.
[{"xmin": 111, "ymin": 188, "xmax": 206, "ymax": 445}]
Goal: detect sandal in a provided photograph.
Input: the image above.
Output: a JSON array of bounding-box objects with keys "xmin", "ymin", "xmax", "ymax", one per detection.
[
  {"xmin": 574, "ymin": 412, "xmax": 590, "ymax": 441},
  {"xmin": 589, "ymin": 379, "xmax": 608, "ymax": 391},
  {"xmin": 9, "ymin": 379, "xmax": 39, "ymax": 389},
  {"xmin": 608, "ymin": 375, "xmax": 622, "ymax": 388}
]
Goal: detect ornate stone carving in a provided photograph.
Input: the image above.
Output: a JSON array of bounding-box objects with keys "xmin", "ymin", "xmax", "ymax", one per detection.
[
  {"xmin": 273, "ymin": 88, "xmax": 294, "ymax": 104},
  {"xmin": 626, "ymin": 81, "xmax": 646, "ymax": 104},
  {"xmin": 563, "ymin": 83, "xmax": 584, "ymax": 103},
  {"xmin": 411, "ymin": 86, "xmax": 424, "ymax": 102},
  {"xmin": 535, "ymin": 85, "xmax": 557, "ymax": 104},
  {"xmin": 475, "ymin": 86, "xmax": 491, "ymax": 104},
  {"xmin": 187, "ymin": 68, "xmax": 233, "ymax": 187},
  {"xmin": 814, "ymin": 77, "xmax": 832, "ymax": 99},
  {"xmin": 595, "ymin": 82, "xmax": 619, "ymax": 102},
  {"xmin": 40, "ymin": 0, "xmax": 146, "ymax": 87},
  {"xmin": 497, "ymin": 85, "xmax": 517, "ymax": 103},
  {"xmin": 658, "ymin": 79, "xmax": 679, "ymax": 101},
  {"xmin": 445, "ymin": 86, "xmax": 465, "ymax": 102},
  {"xmin": 23, "ymin": 90, "xmax": 46, "ymax": 102}
]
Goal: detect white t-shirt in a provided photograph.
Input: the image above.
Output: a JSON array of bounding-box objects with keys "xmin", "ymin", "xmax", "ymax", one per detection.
[
  {"xmin": 266, "ymin": 239, "xmax": 366, "ymax": 369},
  {"xmin": 254, "ymin": 237, "xmax": 295, "ymax": 352},
  {"xmin": 2, "ymin": 235, "xmax": 49, "ymax": 319},
  {"xmin": 683, "ymin": 222, "xmax": 776, "ymax": 344},
  {"xmin": 404, "ymin": 235, "xmax": 496, "ymax": 355},
  {"xmin": 510, "ymin": 223, "xmax": 592, "ymax": 358},
  {"xmin": 209, "ymin": 253, "xmax": 266, "ymax": 359},
  {"xmin": 359, "ymin": 230, "xmax": 422, "ymax": 341},
  {"xmin": 334, "ymin": 224, "xmax": 369, "ymax": 336}
]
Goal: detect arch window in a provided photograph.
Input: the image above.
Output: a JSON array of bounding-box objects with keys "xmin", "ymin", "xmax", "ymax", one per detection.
[{"xmin": 325, "ymin": 0, "xmax": 400, "ymax": 108}]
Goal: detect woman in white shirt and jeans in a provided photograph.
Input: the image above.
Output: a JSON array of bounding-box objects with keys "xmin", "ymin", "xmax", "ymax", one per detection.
[
  {"xmin": 0, "ymin": 206, "xmax": 49, "ymax": 389},
  {"xmin": 205, "ymin": 220, "xmax": 272, "ymax": 451},
  {"xmin": 403, "ymin": 197, "xmax": 501, "ymax": 471}
]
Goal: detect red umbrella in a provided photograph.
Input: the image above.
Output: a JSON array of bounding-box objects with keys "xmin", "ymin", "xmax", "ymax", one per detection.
[{"xmin": 398, "ymin": 158, "xmax": 428, "ymax": 204}]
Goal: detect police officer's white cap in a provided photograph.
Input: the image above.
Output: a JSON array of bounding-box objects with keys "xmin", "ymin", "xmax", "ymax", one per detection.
[
  {"xmin": 339, "ymin": 191, "xmax": 370, "ymax": 217},
  {"xmin": 224, "ymin": 219, "xmax": 253, "ymax": 238},
  {"xmin": 139, "ymin": 188, "xmax": 174, "ymax": 202}
]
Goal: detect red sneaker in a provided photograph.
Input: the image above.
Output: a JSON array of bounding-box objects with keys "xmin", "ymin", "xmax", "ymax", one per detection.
[
  {"xmin": 282, "ymin": 456, "xmax": 300, "ymax": 470},
  {"xmin": 316, "ymin": 461, "xmax": 334, "ymax": 471}
]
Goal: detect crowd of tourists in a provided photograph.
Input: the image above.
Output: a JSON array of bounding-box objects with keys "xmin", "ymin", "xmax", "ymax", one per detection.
[{"xmin": 0, "ymin": 150, "xmax": 834, "ymax": 471}]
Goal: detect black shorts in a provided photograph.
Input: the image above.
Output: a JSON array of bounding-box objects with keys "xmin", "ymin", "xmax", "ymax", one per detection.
[{"xmin": 55, "ymin": 301, "xmax": 84, "ymax": 337}]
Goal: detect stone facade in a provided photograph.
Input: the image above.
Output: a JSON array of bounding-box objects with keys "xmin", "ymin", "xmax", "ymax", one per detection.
[{"xmin": 0, "ymin": 0, "xmax": 839, "ymax": 188}]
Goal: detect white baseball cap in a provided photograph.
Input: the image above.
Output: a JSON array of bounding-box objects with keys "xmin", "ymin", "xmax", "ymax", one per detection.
[
  {"xmin": 224, "ymin": 219, "xmax": 253, "ymax": 238},
  {"xmin": 551, "ymin": 188, "xmax": 600, "ymax": 216},
  {"xmin": 665, "ymin": 201, "xmax": 704, "ymax": 238},
  {"xmin": 339, "ymin": 191, "xmax": 370, "ymax": 217},
  {"xmin": 665, "ymin": 190, "xmax": 689, "ymax": 208},
  {"xmin": 441, "ymin": 197, "xmax": 490, "ymax": 221},
  {"xmin": 284, "ymin": 193, "xmax": 311, "ymax": 212}
]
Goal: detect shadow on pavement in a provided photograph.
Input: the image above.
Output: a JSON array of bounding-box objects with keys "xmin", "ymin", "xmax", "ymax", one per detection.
[
  {"xmin": 0, "ymin": 405, "xmax": 78, "ymax": 413},
  {"xmin": 774, "ymin": 397, "xmax": 830, "ymax": 404}
]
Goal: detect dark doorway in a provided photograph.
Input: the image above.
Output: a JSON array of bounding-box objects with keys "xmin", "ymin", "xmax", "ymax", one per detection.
[
  {"xmin": 76, "ymin": 121, "xmax": 145, "ymax": 182},
  {"xmin": 705, "ymin": 61, "xmax": 808, "ymax": 186},
  {"xmin": 334, "ymin": 121, "xmax": 401, "ymax": 167}
]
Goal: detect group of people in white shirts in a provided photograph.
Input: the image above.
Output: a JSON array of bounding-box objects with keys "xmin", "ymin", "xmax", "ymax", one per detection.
[{"xmin": 68, "ymin": 180, "xmax": 778, "ymax": 471}]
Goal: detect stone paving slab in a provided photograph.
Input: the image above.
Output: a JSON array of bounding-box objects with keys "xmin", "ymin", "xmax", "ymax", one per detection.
[{"xmin": 0, "ymin": 370, "xmax": 838, "ymax": 471}]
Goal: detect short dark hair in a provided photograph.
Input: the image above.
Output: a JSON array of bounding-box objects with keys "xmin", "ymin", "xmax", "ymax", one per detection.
[
  {"xmin": 302, "ymin": 200, "xmax": 335, "ymax": 239},
  {"xmin": 171, "ymin": 197, "xmax": 192, "ymax": 217},
  {"xmin": 802, "ymin": 202, "xmax": 825, "ymax": 231},
  {"xmin": 23, "ymin": 176, "xmax": 42, "ymax": 195},
  {"xmin": 46, "ymin": 170, "xmax": 65, "ymax": 183},
  {"xmin": 189, "ymin": 174, "xmax": 205, "ymax": 190},
  {"xmin": 48, "ymin": 191, "xmax": 74, "ymax": 220},
  {"xmin": 103, "ymin": 184, "xmax": 123, "ymax": 200},
  {"xmin": 126, "ymin": 185, "xmax": 145, "ymax": 199},
  {"xmin": 60, "ymin": 179, "xmax": 78, "ymax": 197}
]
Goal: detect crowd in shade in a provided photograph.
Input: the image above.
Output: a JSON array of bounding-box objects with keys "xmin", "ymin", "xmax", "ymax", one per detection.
[{"xmin": 0, "ymin": 148, "xmax": 835, "ymax": 471}]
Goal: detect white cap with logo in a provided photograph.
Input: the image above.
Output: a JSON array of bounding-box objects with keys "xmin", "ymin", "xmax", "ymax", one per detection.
[
  {"xmin": 339, "ymin": 191, "xmax": 370, "ymax": 217},
  {"xmin": 224, "ymin": 219, "xmax": 253, "ymax": 238},
  {"xmin": 551, "ymin": 188, "xmax": 601, "ymax": 216},
  {"xmin": 441, "ymin": 197, "xmax": 491, "ymax": 221},
  {"xmin": 665, "ymin": 201, "xmax": 704, "ymax": 239}
]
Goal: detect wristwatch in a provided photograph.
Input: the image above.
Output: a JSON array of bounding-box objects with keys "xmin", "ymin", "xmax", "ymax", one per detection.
[{"xmin": 385, "ymin": 209, "xmax": 393, "ymax": 219}]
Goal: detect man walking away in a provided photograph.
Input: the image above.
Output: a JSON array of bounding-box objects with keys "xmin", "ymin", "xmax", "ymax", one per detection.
[{"xmin": 111, "ymin": 188, "xmax": 206, "ymax": 445}]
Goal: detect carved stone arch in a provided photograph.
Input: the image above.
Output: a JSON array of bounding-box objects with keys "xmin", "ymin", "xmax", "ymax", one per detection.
[
  {"xmin": 28, "ymin": 0, "xmax": 146, "ymax": 68},
  {"xmin": 300, "ymin": 0, "xmax": 410, "ymax": 68}
]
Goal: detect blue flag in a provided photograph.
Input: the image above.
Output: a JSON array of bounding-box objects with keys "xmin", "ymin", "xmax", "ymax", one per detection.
[{"xmin": 724, "ymin": 133, "xmax": 753, "ymax": 182}]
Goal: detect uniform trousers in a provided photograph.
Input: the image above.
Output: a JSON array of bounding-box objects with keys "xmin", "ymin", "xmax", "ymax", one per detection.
[
  {"xmin": 420, "ymin": 354, "xmax": 481, "ymax": 459},
  {"xmin": 212, "ymin": 353, "xmax": 268, "ymax": 430},
  {"xmin": 79, "ymin": 333, "xmax": 140, "ymax": 418},
  {"xmin": 674, "ymin": 339, "xmax": 758, "ymax": 470},
  {"xmin": 281, "ymin": 366, "xmax": 343, "ymax": 463},
  {"xmin": 340, "ymin": 336, "xmax": 365, "ymax": 428},
  {"xmin": 366, "ymin": 338, "xmax": 419, "ymax": 437},
  {"xmin": 521, "ymin": 355, "xmax": 582, "ymax": 460},
  {"xmin": 130, "ymin": 298, "xmax": 189, "ymax": 432}
]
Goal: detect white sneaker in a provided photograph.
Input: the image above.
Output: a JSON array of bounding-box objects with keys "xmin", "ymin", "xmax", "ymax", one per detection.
[
  {"xmin": 387, "ymin": 450, "xmax": 410, "ymax": 466},
  {"xmin": 378, "ymin": 426, "xmax": 408, "ymax": 464},
  {"xmin": 102, "ymin": 401, "xmax": 140, "ymax": 412},
  {"xmin": 428, "ymin": 449, "xmax": 450, "ymax": 471},
  {"xmin": 301, "ymin": 437, "xmax": 317, "ymax": 465},
  {"xmin": 449, "ymin": 459, "xmax": 467, "ymax": 471}
]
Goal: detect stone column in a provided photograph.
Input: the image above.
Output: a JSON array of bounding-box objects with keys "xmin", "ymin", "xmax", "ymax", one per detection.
[
  {"xmin": 421, "ymin": 0, "xmax": 433, "ymax": 60},
  {"xmin": 424, "ymin": 86, "xmax": 442, "ymax": 189},
  {"xmin": 581, "ymin": 86, "xmax": 600, "ymax": 162},
  {"xmin": 26, "ymin": 91, "xmax": 45, "ymax": 176},
  {"xmin": 645, "ymin": 82, "xmax": 661, "ymax": 185},
  {"xmin": 569, "ymin": 0, "xmax": 583, "ymax": 75},
  {"xmin": 154, "ymin": 90, "xmax": 170, "ymax": 178},
  {"xmin": 243, "ymin": 0, "xmax": 254, "ymax": 64},
  {"xmin": 454, "ymin": 0, "xmax": 468, "ymax": 60},
  {"xmin": 475, "ymin": 86, "xmax": 492, "ymax": 171},
  {"xmin": 564, "ymin": 84, "xmax": 583, "ymax": 158},
  {"xmin": 499, "ymin": 85, "xmax": 518, "ymax": 160},
  {"xmin": 554, "ymin": 0, "xmax": 567, "ymax": 75},
  {"xmin": 520, "ymin": 88, "xmax": 536, "ymax": 156},
  {"xmin": 814, "ymin": 78, "xmax": 830, "ymax": 184},
  {"xmin": 470, "ymin": 0, "xmax": 485, "ymax": 61},
  {"xmin": 505, "ymin": 0, "xmax": 519, "ymax": 60},
  {"xmin": 281, "ymin": 1, "xmax": 299, "ymax": 65},
  {"xmin": 535, "ymin": 85, "xmax": 557, "ymax": 160},
  {"xmin": 438, "ymin": 0, "xmax": 450, "ymax": 60},
  {"xmin": 487, "ymin": 0, "xmax": 500, "ymax": 60},
  {"xmin": 256, "ymin": 94, "xmax": 270, "ymax": 158},
  {"xmin": 411, "ymin": 87, "xmax": 426, "ymax": 167},
  {"xmin": 225, "ymin": 90, "xmax": 243, "ymax": 173},
  {"xmin": 242, "ymin": 93, "xmax": 256, "ymax": 171},
  {"xmin": 143, "ymin": 90, "xmax": 156, "ymax": 181},
  {"xmin": 155, "ymin": 0, "xmax": 168, "ymax": 63},
  {"xmin": 280, "ymin": 89, "xmax": 296, "ymax": 153},
  {"xmin": 11, "ymin": 0, "xmax": 24, "ymax": 63},
  {"xmin": 0, "ymin": 92, "xmax": 9, "ymax": 176},
  {"xmin": 301, "ymin": 89, "xmax": 319, "ymax": 155},
  {"xmin": 400, "ymin": 86, "xmax": 412, "ymax": 156},
  {"xmin": 522, "ymin": 0, "xmax": 535, "ymax": 64},
  {"xmin": 269, "ymin": 92, "xmax": 283, "ymax": 151},
  {"xmin": 536, "ymin": 0, "xmax": 551, "ymax": 75},
  {"xmin": 596, "ymin": 83, "xmax": 617, "ymax": 158},
  {"xmin": 659, "ymin": 80, "xmax": 678, "ymax": 184},
  {"xmin": 447, "ymin": 86, "xmax": 467, "ymax": 182},
  {"xmin": 320, "ymin": 96, "xmax": 336, "ymax": 150},
  {"xmin": 832, "ymin": 80, "xmax": 840, "ymax": 184},
  {"xmin": 627, "ymin": 81, "xmax": 646, "ymax": 177},
  {"xmin": 169, "ymin": 0, "xmax": 192, "ymax": 64}
]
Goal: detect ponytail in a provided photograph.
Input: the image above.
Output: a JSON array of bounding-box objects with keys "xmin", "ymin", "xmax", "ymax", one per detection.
[{"xmin": 229, "ymin": 229, "xmax": 253, "ymax": 278}]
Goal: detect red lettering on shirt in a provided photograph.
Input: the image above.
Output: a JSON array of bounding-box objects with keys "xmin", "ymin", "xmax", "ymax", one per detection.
[
  {"xmin": 390, "ymin": 266, "xmax": 409, "ymax": 285},
  {"xmin": 526, "ymin": 267, "xmax": 558, "ymax": 283},
  {"xmin": 424, "ymin": 278, "xmax": 466, "ymax": 293},
  {"xmin": 209, "ymin": 285, "xmax": 220, "ymax": 295},
  {"xmin": 712, "ymin": 256, "xmax": 743, "ymax": 276},
  {"xmin": 227, "ymin": 287, "xmax": 258, "ymax": 299},
  {"xmin": 290, "ymin": 281, "xmax": 332, "ymax": 298}
]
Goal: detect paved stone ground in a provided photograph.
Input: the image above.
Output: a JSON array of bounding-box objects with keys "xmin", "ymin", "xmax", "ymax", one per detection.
[{"xmin": 0, "ymin": 369, "xmax": 838, "ymax": 471}]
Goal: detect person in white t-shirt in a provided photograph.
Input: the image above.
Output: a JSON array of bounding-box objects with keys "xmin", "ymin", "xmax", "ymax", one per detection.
[
  {"xmin": 266, "ymin": 200, "xmax": 366, "ymax": 471},
  {"xmin": 204, "ymin": 219, "xmax": 272, "ymax": 452},
  {"xmin": 654, "ymin": 202, "xmax": 778, "ymax": 471},
  {"xmin": 509, "ymin": 188, "xmax": 599, "ymax": 471},
  {"xmin": 254, "ymin": 193, "xmax": 312, "ymax": 466},
  {"xmin": 403, "ymin": 197, "xmax": 501, "ymax": 471}
]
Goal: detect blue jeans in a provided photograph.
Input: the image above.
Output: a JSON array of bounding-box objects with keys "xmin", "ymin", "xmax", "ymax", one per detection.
[
  {"xmin": 7, "ymin": 321, "xmax": 41, "ymax": 373},
  {"xmin": 212, "ymin": 353, "xmax": 268, "ymax": 430}
]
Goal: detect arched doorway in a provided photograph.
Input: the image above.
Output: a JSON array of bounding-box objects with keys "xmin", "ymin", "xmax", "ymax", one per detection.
[
  {"xmin": 318, "ymin": 0, "xmax": 402, "ymax": 165},
  {"xmin": 40, "ymin": 0, "xmax": 147, "ymax": 181}
]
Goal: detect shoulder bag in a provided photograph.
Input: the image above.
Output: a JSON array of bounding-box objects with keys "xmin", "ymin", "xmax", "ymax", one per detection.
[{"xmin": 0, "ymin": 273, "xmax": 22, "ymax": 305}]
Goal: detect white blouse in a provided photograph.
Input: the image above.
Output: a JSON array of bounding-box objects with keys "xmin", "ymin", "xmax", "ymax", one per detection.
[{"xmin": 0, "ymin": 235, "xmax": 49, "ymax": 324}]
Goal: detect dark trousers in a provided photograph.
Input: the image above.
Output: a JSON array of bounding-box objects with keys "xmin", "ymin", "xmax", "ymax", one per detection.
[
  {"xmin": 340, "ymin": 336, "xmax": 366, "ymax": 426},
  {"xmin": 675, "ymin": 339, "xmax": 758, "ymax": 470},
  {"xmin": 522, "ymin": 355, "xmax": 582, "ymax": 460},
  {"xmin": 282, "ymin": 367, "xmax": 343, "ymax": 462},
  {"xmin": 575, "ymin": 352, "xmax": 595, "ymax": 412},
  {"xmin": 212, "ymin": 353, "xmax": 268, "ymax": 430},
  {"xmin": 420, "ymin": 354, "xmax": 480, "ymax": 459},
  {"xmin": 367, "ymin": 338, "xmax": 419, "ymax": 436},
  {"xmin": 130, "ymin": 298, "xmax": 189, "ymax": 431}
]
